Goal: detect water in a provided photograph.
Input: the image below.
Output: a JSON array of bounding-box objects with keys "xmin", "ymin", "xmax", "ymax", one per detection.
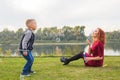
[{"xmin": 0, "ymin": 43, "xmax": 120, "ymax": 56}]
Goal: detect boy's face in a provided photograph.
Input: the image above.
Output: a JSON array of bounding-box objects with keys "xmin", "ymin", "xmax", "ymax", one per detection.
[{"xmin": 28, "ymin": 20, "xmax": 37, "ymax": 30}]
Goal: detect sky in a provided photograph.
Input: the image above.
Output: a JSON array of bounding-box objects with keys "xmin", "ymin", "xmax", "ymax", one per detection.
[{"xmin": 0, "ymin": 0, "xmax": 120, "ymax": 35}]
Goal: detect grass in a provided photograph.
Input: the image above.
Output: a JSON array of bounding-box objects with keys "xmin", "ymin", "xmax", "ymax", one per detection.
[{"xmin": 0, "ymin": 56, "xmax": 120, "ymax": 80}]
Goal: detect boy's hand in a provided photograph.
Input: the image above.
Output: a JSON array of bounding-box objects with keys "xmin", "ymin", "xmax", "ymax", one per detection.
[{"xmin": 23, "ymin": 51, "xmax": 28, "ymax": 56}]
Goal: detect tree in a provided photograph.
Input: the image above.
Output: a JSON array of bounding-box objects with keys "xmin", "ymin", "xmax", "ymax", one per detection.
[
  {"xmin": 36, "ymin": 28, "xmax": 42, "ymax": 40},
  {"xmin": 74, "ymin": 26, "xmax": 86, "ymax": 41},
  {"xmin": 62, "ymin": 26, "xmax": 73, "ymax": 41},
  {"xmin": 16, "ymin": 28, "xmax": 24, "ymax": 38}
]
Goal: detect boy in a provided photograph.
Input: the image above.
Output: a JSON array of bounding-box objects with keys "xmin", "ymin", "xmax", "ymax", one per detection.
[{"xmin": 19, "ymin": 19, "xmax": 37, "ymax": 76}]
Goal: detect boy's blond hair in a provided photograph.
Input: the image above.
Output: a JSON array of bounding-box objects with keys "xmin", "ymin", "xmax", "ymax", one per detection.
[{"xmin": 26, "ymin": 19, "xmax": 35, "ymax": 27}]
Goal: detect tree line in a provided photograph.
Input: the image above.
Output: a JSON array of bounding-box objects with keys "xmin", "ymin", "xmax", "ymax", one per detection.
[
  {"xmin": 0, "ymin": 26, "xmax": 119, "ymax": 44},
  {"xmin": 106, "ymin": 30, "xmax": 120, "ymax": 43},
  {"xmin": 0, "ymin": 26, "xmax": 86, "ymax": 44}
]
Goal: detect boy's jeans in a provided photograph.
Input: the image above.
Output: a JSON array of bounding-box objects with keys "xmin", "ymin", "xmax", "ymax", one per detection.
[{"xmin": 20, "ymin": 51, "xmax": 34, "ymax": 74}]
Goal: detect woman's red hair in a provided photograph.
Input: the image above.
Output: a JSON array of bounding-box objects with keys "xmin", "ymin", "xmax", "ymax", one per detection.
[{"xmin": 97, "ymin": 28, "xmax": 106, "ymax": 45}]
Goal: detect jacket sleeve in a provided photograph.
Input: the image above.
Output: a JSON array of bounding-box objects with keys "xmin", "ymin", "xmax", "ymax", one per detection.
[{"xmin": 22, "ymin": 30, "xmax": 32, "ymax": 51}]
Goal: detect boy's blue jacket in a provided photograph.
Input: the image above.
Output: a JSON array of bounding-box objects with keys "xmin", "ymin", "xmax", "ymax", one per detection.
[{"xmin": 19, "ymin": 29, "xmax": 35, "ymax": 51}]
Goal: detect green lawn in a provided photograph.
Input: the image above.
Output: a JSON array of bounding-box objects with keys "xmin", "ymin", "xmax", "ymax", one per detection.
[{"xmin": 0, "ymin": 56, "xmax": 120, "ymax": 80}]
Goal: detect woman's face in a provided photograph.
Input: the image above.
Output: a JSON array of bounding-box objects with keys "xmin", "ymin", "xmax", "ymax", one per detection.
[{"xmin": 92, "ymin": 28, "xmax": 99, "ymax": 38}]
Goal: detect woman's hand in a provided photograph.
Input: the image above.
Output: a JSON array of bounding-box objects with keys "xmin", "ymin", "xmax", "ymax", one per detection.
[
  {"xmin": 86, "ymin": 39, "xmax": 91, "ymax": 46},
  {"xmin": 86, "ymin": 39, "xmax": 91, "ymax": 54},
  {"xmin": 23, "ymin": 51, "xmax": 28, "ymax": 56},
  {"xmin": 85, "ymin": 57, "xmax": 91, "ymax": 63}
]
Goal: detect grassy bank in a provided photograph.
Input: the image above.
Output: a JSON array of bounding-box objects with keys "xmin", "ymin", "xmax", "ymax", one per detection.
[{"xmin": 0, "ymin": 56, "xmax": 120, "ymax": 80}]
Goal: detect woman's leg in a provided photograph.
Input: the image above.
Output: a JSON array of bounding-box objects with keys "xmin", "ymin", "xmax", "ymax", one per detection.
[{"xmin": 61, "ymin": 51, "xmax": 84, "ymax": 65}]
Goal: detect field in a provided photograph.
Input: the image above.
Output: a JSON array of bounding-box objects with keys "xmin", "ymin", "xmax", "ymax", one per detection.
[{"xmin": 0, "ymin": 56, "xmax": 120, "ymax": 80}]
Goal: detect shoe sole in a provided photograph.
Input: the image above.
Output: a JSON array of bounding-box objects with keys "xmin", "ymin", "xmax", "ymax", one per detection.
[{"xmin": 20, "ymin": 74, "xmax": 31, "ymax": 77}]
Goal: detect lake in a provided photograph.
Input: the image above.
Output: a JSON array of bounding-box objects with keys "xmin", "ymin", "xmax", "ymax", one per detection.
[{"xmin": 0, "ymin": 43, "xmax": 120, "ymax": 56}]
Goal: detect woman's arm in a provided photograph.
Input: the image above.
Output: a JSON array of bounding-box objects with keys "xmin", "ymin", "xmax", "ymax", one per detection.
[
  {"xmin": 86, "ymin": 39, "xmax": 91, "ymax": 54},
  {"xmin": 85, "ymin": 56, "xmax": 103, "ymax": 62},
  {"xmin": 88, "ymin": 45, "xmax": 91, "ymax": 54}
]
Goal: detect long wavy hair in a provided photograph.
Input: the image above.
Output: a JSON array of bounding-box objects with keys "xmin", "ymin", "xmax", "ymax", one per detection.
[{"xmin": 97, "ymin": 28, "xmax": 106, "ymax": 45}]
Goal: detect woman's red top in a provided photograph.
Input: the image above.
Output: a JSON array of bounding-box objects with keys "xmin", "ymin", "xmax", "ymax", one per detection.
[{"xmin": 85, "ymin": 41, "xmax": 104, "ymax": 67}]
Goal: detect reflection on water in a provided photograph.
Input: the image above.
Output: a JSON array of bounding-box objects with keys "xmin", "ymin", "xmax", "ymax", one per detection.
[
  {"xmin": 0, "ymin": 43, "xmax": 120, "ymax": 56},
  {"xmin": 105, "ymin": 43, "xmax": 120, "ymax": 56}
]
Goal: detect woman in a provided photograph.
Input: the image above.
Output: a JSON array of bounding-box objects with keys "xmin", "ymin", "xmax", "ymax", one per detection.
[{"xmin": 60, "ymin": 28, "xmax": 106, "ymax": 67}]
